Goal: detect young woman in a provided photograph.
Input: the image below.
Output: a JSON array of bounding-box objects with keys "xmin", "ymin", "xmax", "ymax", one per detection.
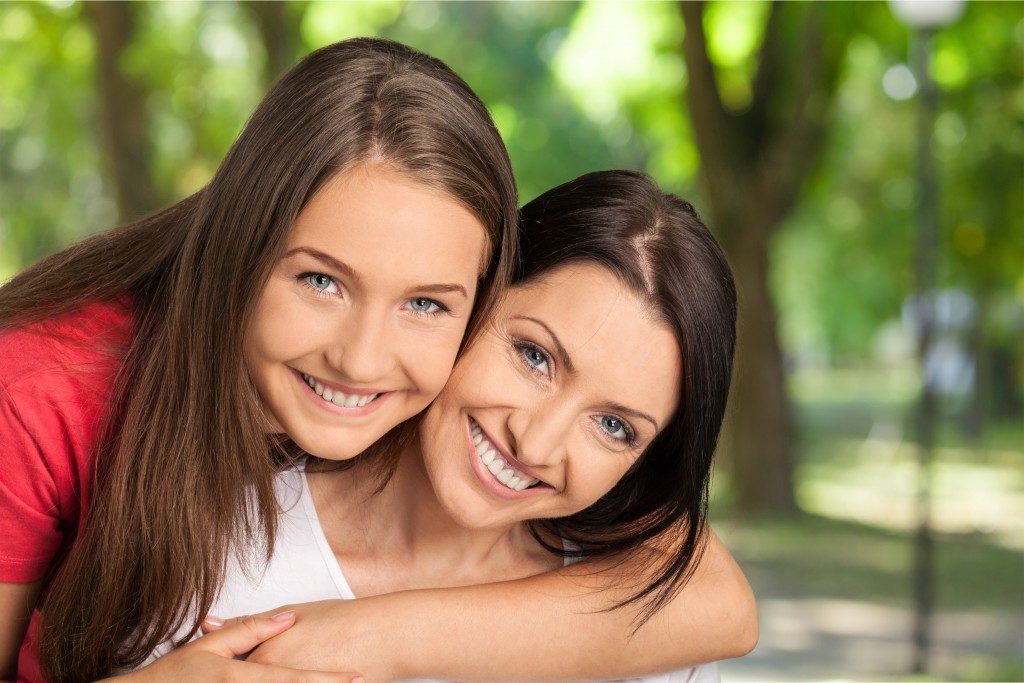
[
  {"xmin": 143, "ymin": 171, "xmax": 740, "ymax": 683},
  {"xmin": 0, "ymin": 39, "xmax": 753, "ymax": 683}
]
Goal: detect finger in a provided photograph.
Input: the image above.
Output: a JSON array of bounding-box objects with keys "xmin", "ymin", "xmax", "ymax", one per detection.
[
  {"xmin": 201, "ymin": 613, "xmax": 243, "ymax": 633},
  {"xmin": 193, "ymin": 611, "xmax": 296, "ymax": 656},
  {"xmin": 228, "ymin": 661, "xmax": 363, "ymax": 683},
  {"xmin": 203, "ymin": 604, "xmax": 287, "ymax": 632}
]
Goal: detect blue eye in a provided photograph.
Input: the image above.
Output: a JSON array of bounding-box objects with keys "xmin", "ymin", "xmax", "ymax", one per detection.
[
  {"xmin": 599, "ymin": 415, "xmax": 632, "ymax": 442},
  {"xmin": 517, "ymin": 341, "xmax": 551, "ymax": 376},
  {"xmin": 406, "ymin": 297, "xmax": 446, "ymax": 315},
  {"xmin": 302, "ymin": 272, "xmax": 339, "ymax": 295}
]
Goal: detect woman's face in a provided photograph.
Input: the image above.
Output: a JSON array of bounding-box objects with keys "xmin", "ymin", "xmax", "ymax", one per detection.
[
  {"xmin": 245, "ymin": 162, "xmax": 488, "ymax": 460},
  {"xmin": 420, "ymin": 262, "xmax": 682, "ymax": 530}
]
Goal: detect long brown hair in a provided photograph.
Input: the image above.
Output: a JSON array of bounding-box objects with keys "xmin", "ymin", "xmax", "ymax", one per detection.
[{"xmin": 0, "ymin": 38, "xmax": 517, "ymax": 680}]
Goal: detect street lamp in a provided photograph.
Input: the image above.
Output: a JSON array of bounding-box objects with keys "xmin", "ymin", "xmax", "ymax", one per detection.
[{"xmin": 887, "ymin": 0, "xmax": 965, "ymax": 675}]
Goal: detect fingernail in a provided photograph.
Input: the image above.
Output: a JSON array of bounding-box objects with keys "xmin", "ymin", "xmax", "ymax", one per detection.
[
  {"xmin": 271, "ymin": 610, "xmax": 295, "ymax": 622},
  {"xmin": 204, "ymin": 615, "xmax": 224, "ymax": 627},
  {"xmin": 352, "ymin": 678, "xmax": 365, "ymax": 683}
]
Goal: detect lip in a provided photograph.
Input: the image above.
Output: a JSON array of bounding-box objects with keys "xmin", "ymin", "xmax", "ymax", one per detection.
[
  {"xmin": 464, "ymin": 416, "xmax": 553, "ymax": 500},
  {"xmin": 291, "ymin": 367, "xmax": 392, "ymax": 417}
]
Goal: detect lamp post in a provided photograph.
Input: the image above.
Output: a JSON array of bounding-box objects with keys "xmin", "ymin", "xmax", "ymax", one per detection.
[{"xmin": 888, "ymin": 0, "xmax": 964, "ymax": 674}]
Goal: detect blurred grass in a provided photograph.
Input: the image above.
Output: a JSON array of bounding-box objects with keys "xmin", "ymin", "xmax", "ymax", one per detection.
[
  {"xmin": 711, "ymin": 364, "xmax": 1023, "ymax": 605},
  {"xmin": 710, "ymin": 511, "xmax": 1023, "ymax": 613},
  {"xmin": 710, "ymin": 364, "xmax": 1023, "ymax": 680}
]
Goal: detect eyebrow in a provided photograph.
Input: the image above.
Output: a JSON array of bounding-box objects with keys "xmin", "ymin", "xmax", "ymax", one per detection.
[
  {"xmin": 284, "ymin": 246, "xmax": 468, "ymax": 298},
  {"xmin": 513, "ymin": 315, "xmax": 576, "ymax": 374},
  {"xmin": 514, "ymin": 315, "xmax": 660, "ymax": 432},
  {"xmin": 605, "ymin": 402, "xmax": 660, "ymax": 432},
  {"xmin": 285, "ymin": 247, "xmax": 361, "ymax": 284}
]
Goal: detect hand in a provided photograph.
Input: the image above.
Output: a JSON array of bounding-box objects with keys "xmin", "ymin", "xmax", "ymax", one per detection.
[
  {"xmin": 204, "ymin": 600, "xmax": 403, "ymax": 682},
  {"xmin": 110, "ymin": 610, "xmax": 364, "ymax": 683}
]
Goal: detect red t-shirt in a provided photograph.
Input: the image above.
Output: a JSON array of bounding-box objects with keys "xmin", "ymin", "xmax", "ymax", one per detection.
[{"xmin": 0, "ymin": 299, "xmax": 133, "ymax": 682}]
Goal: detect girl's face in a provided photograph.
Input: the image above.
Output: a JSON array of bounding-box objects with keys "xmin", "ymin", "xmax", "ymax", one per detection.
[
  {"xmin": 246, "ymin": 163, "xmax": 488, "ymax": 460},
  {"xmin": 420, "ymin": 262, "xmax": 682, "ymax": 530}
]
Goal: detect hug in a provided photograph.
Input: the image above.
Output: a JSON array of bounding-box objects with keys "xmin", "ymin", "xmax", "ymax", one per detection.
[{"xmin": 0, "ymin": 38, "xmax": 756, "ymax": 682}]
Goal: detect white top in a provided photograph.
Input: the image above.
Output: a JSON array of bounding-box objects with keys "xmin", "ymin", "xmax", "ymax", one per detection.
[{"xmin": 142, "ymin": 466, "xmax": 718, "ymax": 683}]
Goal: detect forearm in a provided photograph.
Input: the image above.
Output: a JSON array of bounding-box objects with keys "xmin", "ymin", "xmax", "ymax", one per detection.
[
  {"xmin": 384, "ymin": 530, "xmax": 757, "ymax": 681},
  {"xmin": 0, "ymin": 581, "xmax": 41, "ymax": 680}
]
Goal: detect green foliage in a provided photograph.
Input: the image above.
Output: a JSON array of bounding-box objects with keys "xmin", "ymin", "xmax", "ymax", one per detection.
[
  {"xmin": 1, "ymin": 0, "xmax": 1020, "ymax": 368},
  {"xmin": 0, "ymin": 2, "xmax": 101, "ymax": 272},
  {"xmin": 772, "ymin": 2, "xmax": 1024, "ymax": 361}
]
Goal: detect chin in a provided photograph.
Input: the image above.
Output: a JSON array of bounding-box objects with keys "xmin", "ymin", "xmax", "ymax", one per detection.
[
  {"xmin": 446, "ymin": 484, "xmax": 519, "ymax": 530},
  {"xmin": 288, "ymin": 426, "xmax": 369, "ymax": 461}
]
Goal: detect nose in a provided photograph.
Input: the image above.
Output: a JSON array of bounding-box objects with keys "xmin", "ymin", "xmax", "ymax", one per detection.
[
  {"xmin": 506, "ymin": 398, "xmax": 576, "ymax": 470},
  {"xmin": 324, "ymin": 303, "xmax": 395, "ymax": 385}
]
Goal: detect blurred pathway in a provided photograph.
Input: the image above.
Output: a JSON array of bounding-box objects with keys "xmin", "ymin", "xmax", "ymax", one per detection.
[{"xmin": 718, "ymin": 597, "xmax": 1024, "ymax": 681}]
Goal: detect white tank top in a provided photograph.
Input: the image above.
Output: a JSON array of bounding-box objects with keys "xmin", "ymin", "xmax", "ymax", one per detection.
[{"xmin": 142, "ymin": 465, "xmax": 719, "ymax": 683}]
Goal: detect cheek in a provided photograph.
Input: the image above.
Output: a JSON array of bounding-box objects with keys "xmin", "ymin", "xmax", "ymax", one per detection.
[
  {"xmin": 450, "ymin": 341, "xmax": 524, "ymax": 404},
  {"xmin": 247, "ymin": 281, "xmax": 336, "ymax": 366},
  {"xmin": 565, "ymin": 455, "xmax": 636, "ymax": 510},
  {"xmin": 396, "ymin": 328, "xmax": 465, "ymax": 398}
]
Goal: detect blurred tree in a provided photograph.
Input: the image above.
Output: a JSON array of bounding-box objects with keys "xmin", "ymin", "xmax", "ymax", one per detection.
[
  {"xmin": 82, "ymin": 1, "xmax": 157, "ymax": 221},
  {"xmin": 0, "ymin": 2, "xmax": 107, "ymax": 272},
  {"xmin": 680, "ymin": 1, "xmax": 854, "ymax": 513},
  {"xmin": 243, "ymin": 1, "xmax": 305, "ymax": 88},
  {"xmin": 771, "ymin": 1, "xmax": 1024, "ymax": 424}
]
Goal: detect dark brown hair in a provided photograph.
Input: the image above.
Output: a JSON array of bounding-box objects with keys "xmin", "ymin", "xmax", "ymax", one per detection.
[
  {"xmin": 518, "ymin": 170, "xmax": 736, "ymax": 625},
  {"xmin": 0, "ymin": 38, "xmax": 517, "ymax": 680}
]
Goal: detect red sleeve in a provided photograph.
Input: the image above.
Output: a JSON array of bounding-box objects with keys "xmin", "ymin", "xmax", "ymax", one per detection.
[
  {"xmin": 0, "ymin": 383, "xmax": 66, "ymax": 582},
  {"xmin": 0, "ymin": 300, "xmax": 132, "ymax": 584}
]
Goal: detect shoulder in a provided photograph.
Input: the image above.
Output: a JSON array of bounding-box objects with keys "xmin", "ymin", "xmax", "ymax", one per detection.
[
  {"xmin": 0, "ymin": 298, "xmax": 134, "ymax": 581},
  {"xmin": 0, "ymin": 298, "xmax": 134, "ymax": 400},
  {"xmin": 0, "ymin": 297, "xmax": 134, "ymax": 504}
]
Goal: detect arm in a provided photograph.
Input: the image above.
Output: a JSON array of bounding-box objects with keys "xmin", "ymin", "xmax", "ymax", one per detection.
[
  {"xmin": 0, "ymin": 581, "xmax": 40, "ymax": 681},
  {"xmin": 0, "ymin": 378, "xmax": 72, "ymax": 682},
  {"xmin": 388, "ymin": 528, "xmax": 757, "ymax": 679},
  {"xmin": 248, "ymin": 528, "xmax": 757, "ymax": 680}
]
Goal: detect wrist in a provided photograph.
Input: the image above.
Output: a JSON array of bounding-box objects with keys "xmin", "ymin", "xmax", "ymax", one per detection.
[
  {"xmin": 363, "ymin": 591, "xmax": 422, "ymax": 680},
  {"xmin": 368, "ymin": 589, "xmax": 448, "ymax": 679}
]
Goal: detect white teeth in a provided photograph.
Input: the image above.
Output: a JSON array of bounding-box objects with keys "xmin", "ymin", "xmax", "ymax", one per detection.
[
  {"xmin": 470, "ymin": 418, "xmax": 543, "ymax": 493},
  {"xmin": 303, "ymin": 373, "xmax": 378, "ymax": 409}
]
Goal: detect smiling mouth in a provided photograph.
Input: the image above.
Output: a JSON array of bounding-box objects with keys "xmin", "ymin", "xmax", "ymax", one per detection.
[
  {"xmin": 300, "ymin": 372, "xmax": 384, "ymax": 409},
  {"xmin": 469, "ymin": 417, "xmax": 547, "ymax": 492}
]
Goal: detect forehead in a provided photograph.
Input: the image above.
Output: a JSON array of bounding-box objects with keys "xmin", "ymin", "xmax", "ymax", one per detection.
[
  {"xmin": 504, "ymin": 263, "xmax": 682, "ymax": 427},
  {"xmin": 288, "ymin": 164, "xmax": 487, "ymax": 286}
]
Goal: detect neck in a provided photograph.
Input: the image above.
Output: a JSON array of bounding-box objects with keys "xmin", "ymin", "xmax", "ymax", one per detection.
[{"xmin": 313, "ymin": 434, "xmax": 532, "ymax": 572}]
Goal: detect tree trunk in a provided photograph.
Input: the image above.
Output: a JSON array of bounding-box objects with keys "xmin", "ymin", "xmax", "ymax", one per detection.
[
  {"xmin": 725, "ymin": 233, "xmax": 796, "ymax": 512},
  {"xmin": 243, "ymin": 1, "xmax": 304, "ymax": 90},
  {"xmin": 83, "ymin": 1, "xmax": 157, "ymax": 222},
  {"xmin": 680, "ymin": 1, "xmax": 851, "ymax": 514}
]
